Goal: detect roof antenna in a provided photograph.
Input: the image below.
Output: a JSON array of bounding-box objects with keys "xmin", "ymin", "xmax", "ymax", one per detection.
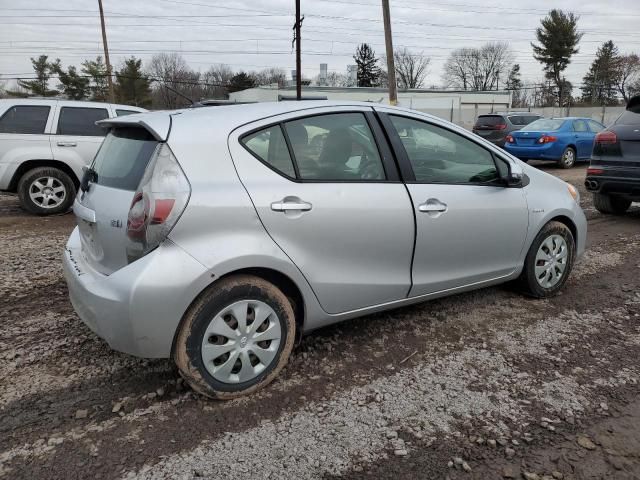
[{"xmin": 154, "ymin": 80, "xmax": 195, "ymax": 106}]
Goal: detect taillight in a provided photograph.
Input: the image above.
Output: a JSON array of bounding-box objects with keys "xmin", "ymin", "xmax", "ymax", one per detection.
[
  {"xmin": 506, "ymin": 134, "xmax": 514, "ymax": 143},
  {"xmin": 495, "ymin": 124, "xmax": 507, "ymax": 130},
  {"xmin": 587, "ymin": 167, "xmax": 604, "ymax": 175},
  {"xmin": 595, "ymin": 131, "xmax": 617, "ymax": 144},
  {"xmin": 126, "ymin": 144, "xmax": 190, "ymax": 263},
  {"xmin": 537, "ymin": 135, "xmax": 557, "ymax": 144}
]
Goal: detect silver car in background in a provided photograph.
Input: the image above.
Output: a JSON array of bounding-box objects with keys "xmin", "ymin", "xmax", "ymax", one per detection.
[{"xmin": 62, "ymin": 101, "xmax": 587, "ymax": 398}]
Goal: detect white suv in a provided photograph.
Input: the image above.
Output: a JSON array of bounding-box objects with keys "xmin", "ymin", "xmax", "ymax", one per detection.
[{"xmin": 0, "ymin": 99, "xmax": 146, "ymax": 215}]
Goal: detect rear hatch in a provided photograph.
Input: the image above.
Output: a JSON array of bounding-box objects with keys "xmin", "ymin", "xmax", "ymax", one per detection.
[
  {"xmin": 592, "ymin": 110, "xmax": 640, "ymax": 169},
  {"xmin": 74, "ymin": 127, "xmax": 159, "ymax": 275},
  {"xmin": 472, "ymin": 115, "xmax": 507, "ymax": 141}
]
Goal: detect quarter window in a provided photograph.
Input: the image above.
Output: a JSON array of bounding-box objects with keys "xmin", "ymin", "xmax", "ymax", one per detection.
[
  {"xmin": 390, "ymin": 115, "xmax": 499, "ymax": 184},
  {"xmin": 588, "ymin": 120, "xmax": 604, "ymax": 133},
  {"xmin": 0, "ymin": 105, "xmax": 50, "ymax": 134},
  {"xmin": 116, "ymin": 109, "xmax": 139, "ymax": 117},
  {"xmin": 57, "ymin": 107, "xmax": 109, "ymax": 136},
  {"xmin": 242, "ymin": 125, "xmax": 296, "ymax": 178},
  {"xmin": 283, "ymin": 113, "xmax": 385, "ymax": 181}
]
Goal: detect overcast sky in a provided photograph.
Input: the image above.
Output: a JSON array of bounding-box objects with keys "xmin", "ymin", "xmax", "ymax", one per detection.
[{"xmin": 0, "ymin": 0, "xmax": 638, "ymax": 91}]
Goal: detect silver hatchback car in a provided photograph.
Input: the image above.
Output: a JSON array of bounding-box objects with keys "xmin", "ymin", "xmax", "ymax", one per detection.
[{"xmin": 63, "ymin": 101, "xmax": 586, "ymax": 398}]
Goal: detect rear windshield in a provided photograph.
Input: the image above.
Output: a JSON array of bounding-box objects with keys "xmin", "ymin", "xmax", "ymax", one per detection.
[
  {"xmin": 615, "ymin": 110, "xmax": 640, "ymax": 126},
  {"xmin": 474, "ymin": 115, "xmax": 505, "ymax": 126},
  {"xmin": 508, "ymin": 115, "xmax": 540, "ymax": 126},
  {"xmin": 91, "ymin": 127, "xmax": 158, "ymax": 191},
  {"xmin": 521, "ymin": 119, "xmax": 565, "ymax": 131}
]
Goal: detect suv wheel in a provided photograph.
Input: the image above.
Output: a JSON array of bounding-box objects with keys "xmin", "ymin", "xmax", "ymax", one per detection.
[
  {"xmin": 517, "ymin": 221, "xmax": 575, "ymax": 298},
  {"xmin": 174, "ymin": 275, "xmax": 296, "ymax": 399},
  {"xmin": 558, "ymin": 147, "xmax": 576, "ymax": 169},
  {"xmin": 593, "ymin": 193, "xmax": 631, "ymax": 215},
  {"xmin": 17, "ymin": 167, "xmax": 76, "ymax": 215}
]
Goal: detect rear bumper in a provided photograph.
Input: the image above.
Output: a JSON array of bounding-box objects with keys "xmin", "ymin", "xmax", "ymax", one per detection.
[
  {"xmin": 504, "ymin": 143, "xmax": 559, "ymax": 160},
  {"xmin": 62, "ymin": 227, "xmax": 210, "ymax": 358},
  {"xmin": 585, "ymin": 175, "xmax": 640, "ymax": 198}
]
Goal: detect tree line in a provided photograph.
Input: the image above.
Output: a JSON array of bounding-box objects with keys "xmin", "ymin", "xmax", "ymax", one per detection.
[{"xmin": 2, "ymin": 8, "xmax": 639, "ymax": 109}]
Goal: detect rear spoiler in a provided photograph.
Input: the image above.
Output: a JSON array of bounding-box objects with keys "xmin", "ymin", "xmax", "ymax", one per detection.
[{"xmin": 97, "ymin": 112, "xmax": 173, "ymax": 141}]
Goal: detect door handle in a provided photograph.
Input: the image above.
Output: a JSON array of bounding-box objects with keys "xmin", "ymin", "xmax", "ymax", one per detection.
[
  {"xmin": 418, "ymin": 199, "xmax": 448, "ymax": 213},
  {"xmin": 271, "ymin": 199, "xmax": 312, "ymax": 212},
  {"xmin": 57, "ymin": 141, "xmax": 77, "ymax": 147}
]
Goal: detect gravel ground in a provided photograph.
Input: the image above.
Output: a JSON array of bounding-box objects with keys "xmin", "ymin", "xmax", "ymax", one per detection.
[{"xmin": 1, "ymin": 163, "xmax": 640, "ymax": 479}]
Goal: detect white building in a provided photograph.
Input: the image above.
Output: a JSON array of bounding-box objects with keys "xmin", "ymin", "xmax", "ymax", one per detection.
[{"xmin": 229, "ymin": 85, "xmax": 513, "ymax": 129}]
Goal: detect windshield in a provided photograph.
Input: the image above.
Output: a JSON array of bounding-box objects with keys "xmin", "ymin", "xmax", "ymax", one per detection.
[{"xmin": 521, "ymin": 119, "xmax": 565, "ymax": 132}]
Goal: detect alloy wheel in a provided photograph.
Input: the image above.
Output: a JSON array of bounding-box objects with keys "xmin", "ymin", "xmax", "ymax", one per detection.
[
  {"xmin": 534, "ymin": 234, "xmax": 568, "ymax": 288},
  {"xmin": 201, "ymin": 300, "xmax": 282, "ymax": 384},
  {"xmin": 29, "ymin": 176, "xmax": 66, "ymax": 209},
  {"xmin": 562, "ymin": 149, "xmax": 575, "ymax": 167}
]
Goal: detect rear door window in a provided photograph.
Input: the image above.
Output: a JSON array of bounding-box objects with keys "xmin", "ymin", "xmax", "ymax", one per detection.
[
  {"xmin": 283, "ymin": 113, "xmax": 386, "ymax": 181},
  {"xmin": 57, "ymin": 107, "xmax": 109, "ymax": 136},
  {"xmin": 91, "ymin": 127, "xmax": 158, "ymax": 191},
  {"xmin": 572, "ymin": 120, "xmax": 588, "ymax": 132},
  {"xmin": 0, "ymin": 105, "xmax": 50, "ymax": 134}
]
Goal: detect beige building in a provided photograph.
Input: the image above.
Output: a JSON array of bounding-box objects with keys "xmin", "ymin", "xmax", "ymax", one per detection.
[{"xmin": 228, "ymin": 86, "xmax": 513, "ymax": 129}]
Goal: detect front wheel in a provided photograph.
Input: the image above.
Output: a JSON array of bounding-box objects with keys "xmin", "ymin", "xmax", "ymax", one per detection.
[
  {"xmin": 174, "ymin": 275, "xmax": 296, "ymax": 399},
  {"xmin": 593, "ymin": 193, "xmax": 631, "ymax": 215},
  {"xmin": 558, "ymin": 147, "xmax": 576, "ymax": 169},
  {"xmin": 517, "ymin": 221, "xmax": 575, "ymax": 298},
  {"xmin": 17, "ymin": 167, "xmax": 76, "ymax": 215}
]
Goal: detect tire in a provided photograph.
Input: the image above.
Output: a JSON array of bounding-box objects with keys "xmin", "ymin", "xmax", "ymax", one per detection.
[
  {"xmin": 17, "ymin": 167, "xmax": 76, "ymax": 215},
  {"xmin": 517, "ymin": 221, "xmax": 575, "ymax": 298},
  {"xmin": 593, "ymin": 193, "xmax": 631, "ymax": 215},
  {"xmin": 558, "ymin": 147, "xmax": 576, "ymax": 169},
  {"xmin": 174, "ymin": 274, "xmax": 296, "ymax": 399}
]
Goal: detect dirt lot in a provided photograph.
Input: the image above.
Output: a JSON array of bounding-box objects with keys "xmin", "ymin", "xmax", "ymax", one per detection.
[{"xmin": 1, "ymin": 163, "xmax": 639, "ymax": 480}]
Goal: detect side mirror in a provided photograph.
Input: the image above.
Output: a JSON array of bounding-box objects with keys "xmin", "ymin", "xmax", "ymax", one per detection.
[{"xmin": 502, "ymin": 172, "xmax": 529, "ymax": 188}]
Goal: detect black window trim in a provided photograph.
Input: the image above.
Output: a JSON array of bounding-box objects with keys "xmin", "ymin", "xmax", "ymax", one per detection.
[
  {"xmin": 239, "ymin": 109, "xmax": 401, "ymax": 184},
  {"xmin": 55, "ymin": 106, "xmax": 110, "ymax": 136},
  {"xmin": 0, "ymin": 105, "xmax": 51, "ymax": 135},
  {"xmin": 378, "ymin": 111, "xmax": 510, "ymax": 187}
]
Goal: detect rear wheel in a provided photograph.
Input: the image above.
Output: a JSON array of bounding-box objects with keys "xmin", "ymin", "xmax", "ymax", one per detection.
[
  {"xmin": 17, "ymin": 167, "xmax": 75, "ymax": 215},
  {"xmin": 558, "ymin": 147, "xmax": 576, "ymax": 169},
  {"xmin": 517, "ymin": 221, "xmax": 575, "ymax": 298},
  {"xmin": 593, "ymin": 193, "xmax": 631, "ymax": 215},
  {"xmin": 174, "ymin": 275, "xmax": 296, "ymax": 399}
]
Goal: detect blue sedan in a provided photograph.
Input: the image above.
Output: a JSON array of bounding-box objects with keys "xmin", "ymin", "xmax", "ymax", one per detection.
[{"xmin": 504, "ymin": 117, "xmax": 606, "ymax": 168}]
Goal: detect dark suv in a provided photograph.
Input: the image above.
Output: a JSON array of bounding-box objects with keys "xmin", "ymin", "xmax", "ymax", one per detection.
[
  {"xmin": 472, "ymin": 112, "xmax": 542, "ymax": 147},
  {"xmin": 585, "ymin": 95, "xmax": 640, "ymax": 214}
]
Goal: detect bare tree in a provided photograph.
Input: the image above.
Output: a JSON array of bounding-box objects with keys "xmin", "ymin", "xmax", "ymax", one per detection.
[
  {"xmin": 253, "ymin": 67, "xmax": 287, "ymax": 87},
  {"xmin": 201, "ymin": 63, "xmax": 234, "ymax": 99},
  {"xmin": 148, "ymin": 52, "xmax": 197, "ymax": 108},
  {"xmin": 443, "ymin": 42, "xmax": 513, "ymax": 91},
  {"xmin": 616, "ymin": 54, "xmax": 640, "ymax": 103},
  {"xmin": 324, "ymin": 71, "xmax": 349, "ymax": 87},
  {"xmin": 393, "ymin": 48, "xmax": 430, "ymax": 89}
]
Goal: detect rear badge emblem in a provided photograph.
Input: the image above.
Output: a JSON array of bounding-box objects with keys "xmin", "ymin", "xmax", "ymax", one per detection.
[{"xmin": 111, "ymin": 219, "xmax": 123, "ymax": 228}]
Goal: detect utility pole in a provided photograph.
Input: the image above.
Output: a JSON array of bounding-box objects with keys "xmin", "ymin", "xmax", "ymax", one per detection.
[
  {"xmin": 294, "ymin": 0, "xmax": 303, "ymax": 100},
  {"xmin": 381, "ymin": 0, "xmax": 397, "ymax": 105},
  {"xmin": 98, "ymin": 0, "xmax": 115, "ymax": 103}
]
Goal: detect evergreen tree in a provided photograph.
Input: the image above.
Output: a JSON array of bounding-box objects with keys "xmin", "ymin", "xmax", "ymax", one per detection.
[
  {"xmin": 580, "ymin": 41, "xmax": 620, "ymax": 105},
  {"xmin": 82, "ymin": 56, "xmax": 110, "ymax": 102},
  {"xmin": 16, "ymin": 55, "xmax": 59, "ymax": 97},
  {"xmin": 54, "ymin": 64, "xmax": 89, "ymax": 100},
  {"xmin": 506, "ymin": 64, "xmax": 525, "ymax": 106},
  {"xmin": 532, "ymin": 10, "xmax": 582, "ymax": 106},
  {"xmin": 228, "ymin": 72, "xmax": 256, "ymax": 93},
  {"xmin": 353, "ymin": 43, "xmax": 381, "ymax": 87},
  {"xmin": 114, "ymin": 57, "xmax": 152, "ymax": 107}
]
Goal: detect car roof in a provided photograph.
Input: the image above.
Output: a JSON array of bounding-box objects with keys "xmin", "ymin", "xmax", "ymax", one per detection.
[
  {"xmin": 0, "ymin": 98, "xmax": 145, "ymax": 111},
  {"xmin": 99, "ymin": 100, "xmax": 446, "ymax": 141},
  {"xmin": 479, "ymin": 112, "xmax": 541, "ymax": 116}
]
